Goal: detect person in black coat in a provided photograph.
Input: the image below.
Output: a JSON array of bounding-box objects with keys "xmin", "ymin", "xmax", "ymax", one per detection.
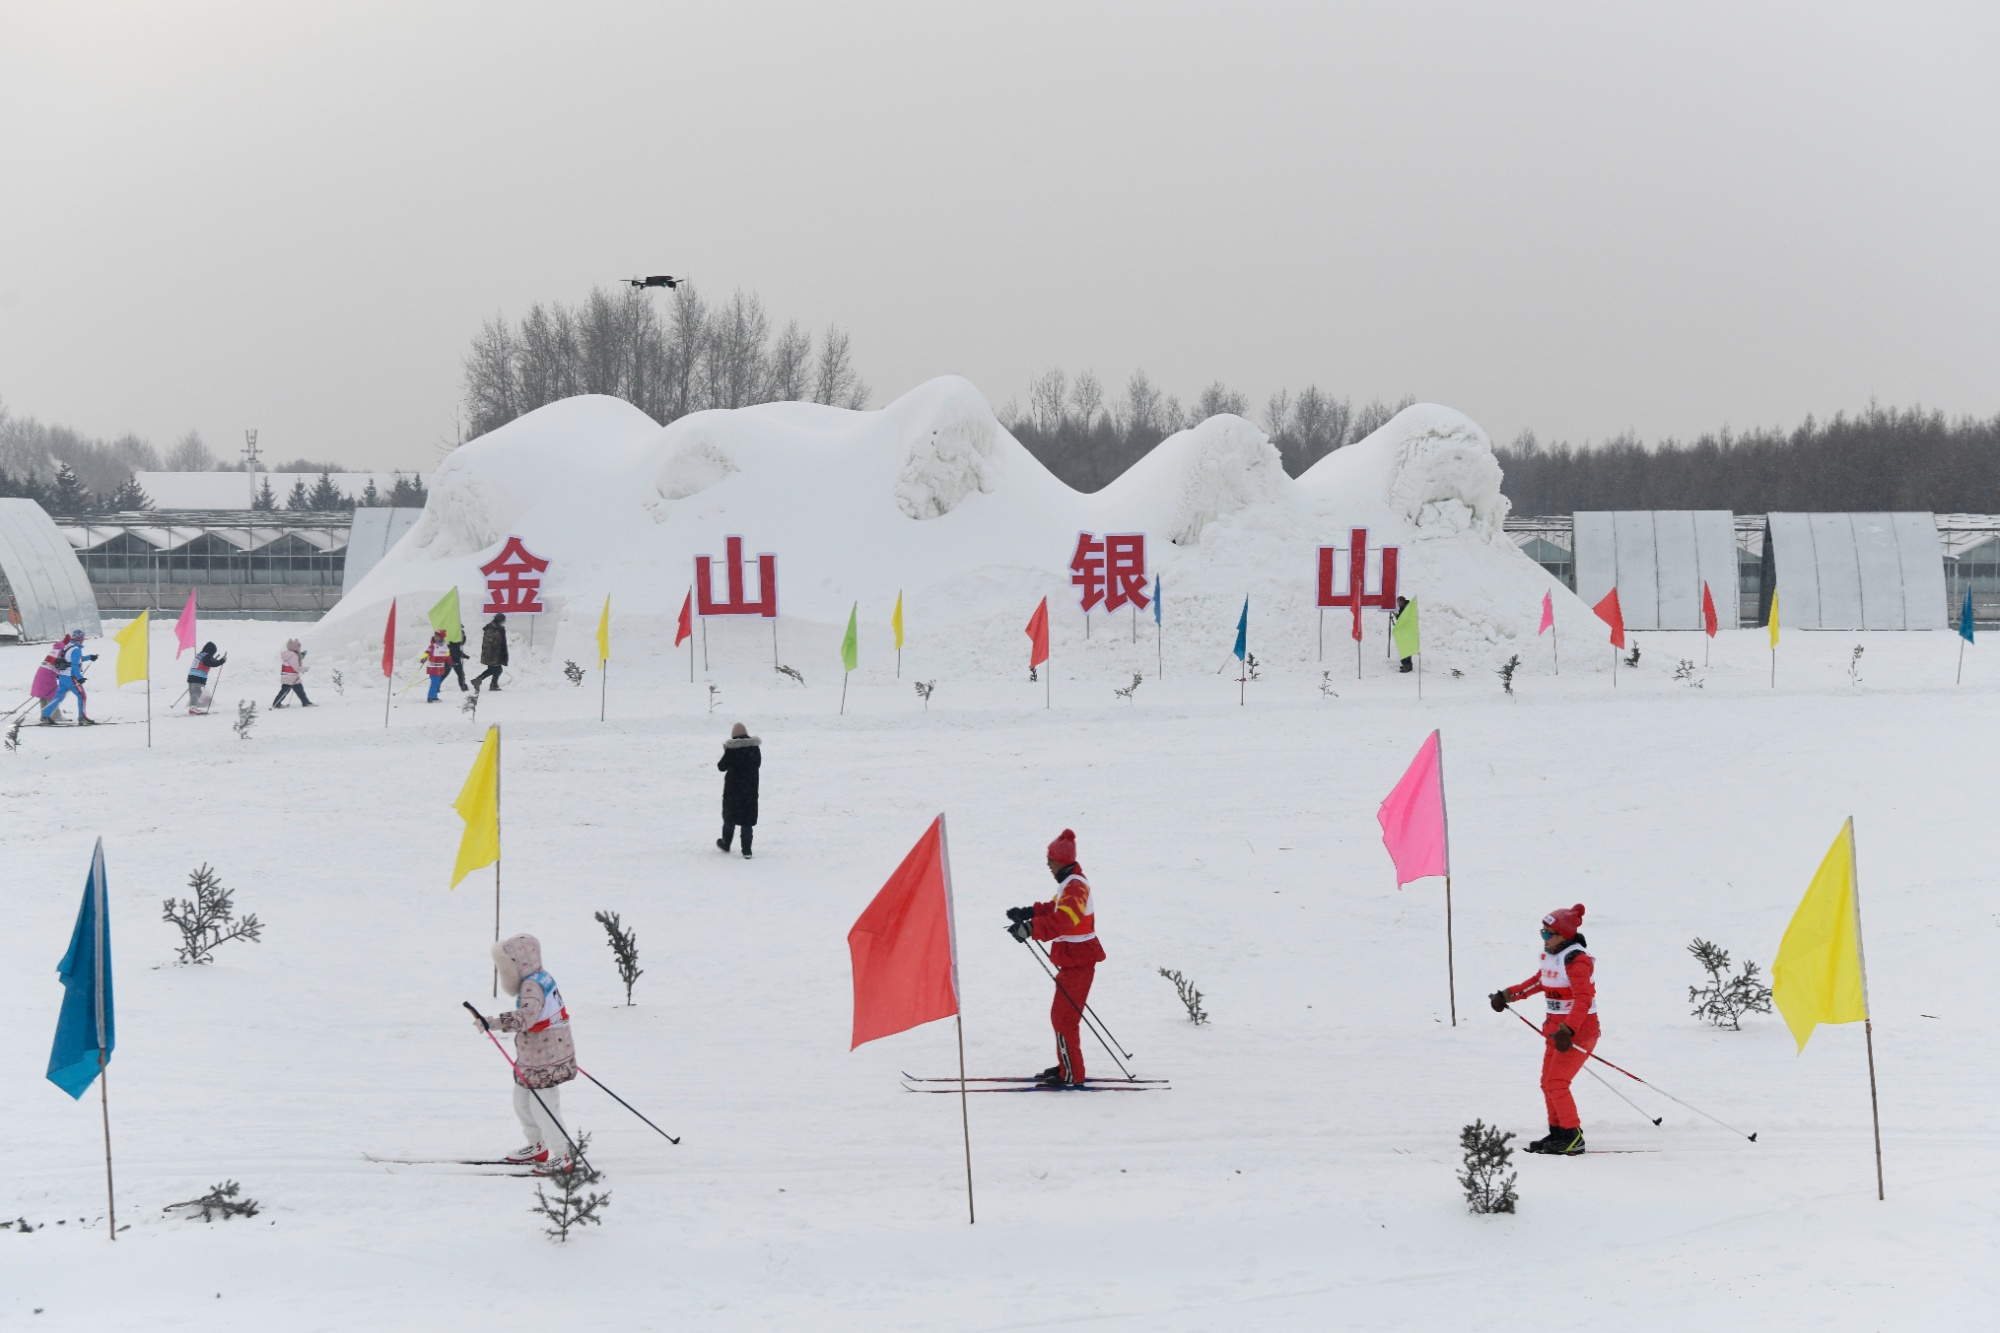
[
  {"xmin": 716, "ymin": 722, "xmax": 761, "ymax": 859},
  {"xmin": 471, "ymin": 614, "xmax": 508, "ymax": 691},
  {"xmin": 446, "ymin": 627, "xmax": 470, "ymax": 691}
]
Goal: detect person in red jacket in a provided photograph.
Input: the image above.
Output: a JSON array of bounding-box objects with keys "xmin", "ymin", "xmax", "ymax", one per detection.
[
  {"xmin": 1005, "ymin": 828, "xmax": 1105, "ymax": 1085},
  {"xmin": 1489, "ymin": 903, "xmax": 1598, "ymax": 1156}
]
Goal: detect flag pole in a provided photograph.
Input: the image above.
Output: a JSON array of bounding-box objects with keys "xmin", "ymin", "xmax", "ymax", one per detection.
[
  {"xmin": 935, "ymin": 813, "xmax": 975, "ymax": 1224},
  {"xmin": 1846, "ymin": 816, "xmax": 1885, "ymax": 1200},
  {"xmin": 600, "ymin": 660, "xmax": 607, "ymax": 722},
  {"xmin": 1553, "ymin": 620, "xmax": 1560, "ymax": 675},
  {"xmin": 1957, "ymin": 636, "xmax": 1965, "ymax": 685},
  {"xmin": 99, "ymin": 1055, "xmax": 116, "ymax": 1239},
  {"xmin": 93, "ymin": 845, "xmax": 116, "ymax": 1239},
  {"xmin": 840, "ymin": 671, "xmax": 849, "ymax": 716},
  {"xmin": 1437, "ymin": 730, "xmax": 1456, "ymax": 1027},
  {"xmin": 701, "ymin": 618, "xmax": 708, "ymax": 673},
  {"xmin": 492, "ymin": 724, "xmax": 503, "ymax": 999},
  {"xmin": 144, "ymin": 625, "xmax": 152, "ymax": 749}
]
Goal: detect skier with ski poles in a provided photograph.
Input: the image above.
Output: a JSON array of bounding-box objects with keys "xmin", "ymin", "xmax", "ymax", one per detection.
[
  {"xmin": 1489, "ymin": 903, "xmax": 1597, "ymax": 1156},
  {"xmin": 1004, "ymin": 828, "xmax": 1105, "ymax": 1086},
  {"xmin": 38, "ymin": 630, "xmax": 97, "ymax": 726},
  {"xmin": 470, "ymin": 933, "xmax": 581, "ymax": 1173},
  {"xmin": 423, "ymin": 630, "xmax": 452, "ymax": 702},
  {"xmin": 273, "ymin": 639, "xmax": 313, "ymax": 707},
  {"xmin": 186, "ymin": 641, "xmax": 226, "ymax": 714}
]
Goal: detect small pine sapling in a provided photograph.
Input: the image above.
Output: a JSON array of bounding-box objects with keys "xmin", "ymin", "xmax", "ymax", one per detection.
[
  {"xmin": 163, "ymin": 1181, "xmax": 260, "ymax": 1221},
  {"xmin": 531, "ymin": 1133, "xmax": 609, "ymax": 1242},
  {"xmin": 1498, "ymin": 654, "xmax": 1520, "ymax": 696},
  {"xmin": 914, "ymin": 679, "xmax": 936, "ymax": 710},
  {"xmin": 1458, "ymin": 1121, "xmax": 1518, "ymax": 1214},
  {"xmin": 594, "ymin": 910, "xmax": 643, "ymax": 1005},
  {"xmin": 163, "ymin": 864, "xmax": 263, "ymax": 965},
  {"xmin": 1319, "ymin": 671, "xmax": 1338, "ymax": 698},
  {"xmin": 1028, "ymin": 665, "xmax": 1037, "ymax": 683},
  {"xmin": 1848, "ymin": 645, "xmax": 1864, "ymax": 686},
  {"xmin": 776, "ymin": 664, "xmax": 805, "ymax": 686},
  {"xmin": 1686, "ymin": 938, "xmax": 1774, "ymax": 1030},
  {"xmin": 707, "ymin": 683, "xmax": 721, "ymax": 714},
  {"xmin": 461, "ymin": 691, "xmax": 480, "ymax": 720},
  {"xmin": 1672, "ymin": 659, "xmax": 1704, "ymax": 688},
  {"xmin": 1157, "ymin": 967, "xmax": 1209, "ymax": 1025},
  {"xmin": 563, "ymin": 660, "xmax": 584, "ymax": 686},
  {"xmin": 233, "ymin": 700, "xmax": 257, "ymax": 740},
  {"xmin": 1449, "ymin": 667, "xmax": 1464, "ymax": 679},
  {"xmin": 1624, "ymin": 639, "xmax": 1641, "ymax": 668},
  {"xmin": 4, "ymin": 712, "xmax": 23, "ymax": 752},
  {"xmin": 1113, "ymin": 672, "xmax": 1142, "ymax": 702},
  {"xmin": 1243, "ymin": 652, "xmax": 1261, "ymax": 681},
  {"xmin": 331, "ymin": 667, "xmax": 345, "ymax": 696}
]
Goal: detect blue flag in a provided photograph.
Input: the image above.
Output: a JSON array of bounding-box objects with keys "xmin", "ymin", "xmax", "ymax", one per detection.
[
  {"xmin": 1152, "ymin": 575, "xmax": 1161, "ymax": 626},
  {"xmin": 48, "ymin": 839, "xmax": 115, "ymax": 1100},
  {"xmin": 1959, "ymin": 585, "xmax": 1975, "ymax": 644},
  {"xmin": 1233, "ymin": 597, "xmax": 1248, "ymax": 661}
]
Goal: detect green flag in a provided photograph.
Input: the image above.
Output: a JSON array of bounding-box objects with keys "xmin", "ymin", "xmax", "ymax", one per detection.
[
  {"xmin": 841, "ymin": 602, "xmax": 859, "ymax": 673},
  {"xmin": 1392, "ymin": 598, "xmax": 1420, "ymax": 659},
  {"xmin": 429, "ymin": 587, "xmax": 462, "ymax": 642}
]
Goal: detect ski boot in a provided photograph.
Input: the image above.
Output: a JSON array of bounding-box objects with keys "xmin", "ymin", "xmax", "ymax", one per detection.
[
  {"xmin": 77, "ymin": 716, "xmax": 98, "ymax": 726},
  {"xmin": 503, "ymin": 1143, "xmax": 549, "ymax": 1166},
  {"xmin": 1547, "ymin": 1127, "xmax": 1586, "ymax": 1156},
  {"xmin": 38, "ymin": 715, "xmax": 58, "ymax": 726},
  {"xmin": 1522, "ymin": 1125, "xmax": 1564, "ymax": 1154},
  {"xmin": 534, "ymin": 1154, "xmax": 576, "ymax": 1176}
]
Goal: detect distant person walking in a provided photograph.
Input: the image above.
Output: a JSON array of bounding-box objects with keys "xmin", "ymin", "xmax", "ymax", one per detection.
[
  {"xmin": 273, "ymin": 638, "xmax": 313, "ymax": 707},
  {"xmin": 424, "ymin": 630, "xmax": 452, "ymax": 702},
  {"xmin": 186, "ymin": 641, "xmax": 226, "ymax": 714},
  {"xmin": 446, "ymin": 627, "xmax": 470, "ymax": 692},
  {"xmin": 716, "ymin": 723, "xmax": 761, "ymax": 859},
  {"xmin": 471, "ymin": 613, "xmax": 508, "ymax": 692}
]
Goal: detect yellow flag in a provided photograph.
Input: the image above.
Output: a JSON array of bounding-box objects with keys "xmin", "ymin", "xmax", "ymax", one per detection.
[
  {"xmin": 596, "ymin": 594, "xmax": 610, "ymax": 665},
  {"xmin": 113, "ymin": 610, "xmax": 150, "ymax": 685},
  {"xmin": 892, "ymin": 591, "xmax": 904, "ymax": 652},
  {"xmin": 1771, "ymin": 817, "xmax": 1868, "ymax": 1052},
  {"xmin": 1768, "ymin": 590, "xmax": 1780, "ymax": 649},
  {"xmin": 450, "ymin": 725, "xmax": 501, "ymax": 888}
]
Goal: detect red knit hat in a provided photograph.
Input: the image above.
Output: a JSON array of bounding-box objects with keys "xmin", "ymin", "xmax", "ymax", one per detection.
[
  {"xmin": 1046, "ymin": 828, "xmax": 1077, "ymax": 864},
  {"xmin": 1543, "ymin": 903, "xmax": 1585, "ymax": 937}
]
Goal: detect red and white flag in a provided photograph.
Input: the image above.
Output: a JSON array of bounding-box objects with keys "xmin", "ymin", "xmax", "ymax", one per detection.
[{"xmin": 848, "ymin": 816, "xmax": 959, "ymax": 1049}]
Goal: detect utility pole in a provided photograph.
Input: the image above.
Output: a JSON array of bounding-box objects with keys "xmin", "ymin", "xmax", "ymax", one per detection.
[{"xmin": 243, "ymin": 430, "xmax": 261, "ymax": 509}]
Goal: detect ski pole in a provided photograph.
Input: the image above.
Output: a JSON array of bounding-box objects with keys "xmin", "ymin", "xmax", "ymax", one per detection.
[
  {"xmin": 463, "ymin": 1002, "xmax": 592, "ymax": 1169},
  {"xmin": 1016, "ymin": 937, "xmax": 1135, "ymax": 1080},
  {"xmin": 1032, "ymin": 938, "xmax": 1134, "ymax": 1059},
  {"xmin": 574, "ymin": 1066, "xmax": 679, "ymax": 1144},
  {"xmin": 1582, "ymin": 1062, "xmax": 1662, "ymax": 1127},
  {"xmin": 1507, "ymin": 1006, "xmax": 1756, "ymax": 1141}
]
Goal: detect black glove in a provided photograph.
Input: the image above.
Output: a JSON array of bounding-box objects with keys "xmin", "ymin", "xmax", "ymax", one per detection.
[
  {"xmin": 1552, "ymin": 1024, "xmax": 1575, "ymax": 1052},
  {"xmin": 1006, "ymin": 919, "xmax": 1033, "ymax": 943},
  {"xmin": 1489, "ymin": 990, "xmax": 1510, "ymax": 1013},
  {"xmin": 85, "ymin": 654, "xmax": 98, "ymax": 661},
  {"xmin": 1004, "ymin": 906, "xmax": 1034, "ymax": 925}
]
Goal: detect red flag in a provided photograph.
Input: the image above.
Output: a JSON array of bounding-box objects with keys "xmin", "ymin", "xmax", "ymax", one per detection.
[
  {"xmin": 1025, "ymin": 597, "xmax": 1050, "ymax": 669},
  {"xmin": 675, "ymin": 588, "xmax": 693, "ymax": 647},
  {"xmin": 848, "ymin": 816, "xmax": 959, "ymax": 1049},
  {"xmin": 1701, "ymin": 581, "xmax": 1719, "ymax": 638},
  {"xmin": 381, "ymin": 598, "xmax": 397, "ymax": 678},
  {"xmin": 1592, "ymin": 588, "xmax": 1625, "ymax": 649}
]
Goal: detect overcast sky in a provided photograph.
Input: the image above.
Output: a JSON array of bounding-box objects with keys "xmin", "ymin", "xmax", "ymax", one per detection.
[{"xmin": 3, "ymin": 3, "xmax": 1996, "ymax": 471}]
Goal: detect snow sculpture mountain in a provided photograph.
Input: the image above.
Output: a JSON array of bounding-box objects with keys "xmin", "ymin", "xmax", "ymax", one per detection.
[{"xmin": 318, "ymin": 377, "xmax": 1605, "ymax": 675}]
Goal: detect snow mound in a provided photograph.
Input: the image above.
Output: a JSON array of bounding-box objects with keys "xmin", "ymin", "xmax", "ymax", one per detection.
[
  {"xmin": 652, "ymin": 429, "xmax": 741, "ymax": 504},
  {"xmin": 890, "ymin": 378, "xmax": 1002, "ymax": 520},
  {"xmin": 1106, "ymin": 414, "xmax": 1289, "ymax": 545},
  {"xmin": 1299, "ymin": 403, "xmax": 1507, "ymax": 536}
]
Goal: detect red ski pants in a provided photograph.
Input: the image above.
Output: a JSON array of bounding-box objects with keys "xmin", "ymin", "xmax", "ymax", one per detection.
[
  {"xmin": 1051, "ymin": 964, "xmax": 1096, "ymax": 1083},
  {"xmin": 1540, "ymin": 1017, "xmax": 1599, "ymax": 1128}
]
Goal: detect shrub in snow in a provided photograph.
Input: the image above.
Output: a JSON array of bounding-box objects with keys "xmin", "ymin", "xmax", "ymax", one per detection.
[
  {"xmin": 563, "ymin": 660, "xmax": 584, "ymax": 686},
  {"xmin": 532, "ymin": 1134, "xmax": 609, "ymax": 1242},
  {"xmin": 1848, "ymin": 645, "xmax": 1864, "ymax": 686},
  {"xmin": 1458, "ymin": 1121, "xmax": 1518, "ymax": 1214},
  {"xmin": 1687, "ymin": 939, "xmax": 1773, "ymax": 1030},
  {"xmin": 1113, "ymin": 673, "xmax": 1142, "ymax": 702},
  {"xmin": 914, "ymin": 680, "xmax": 936, "ymax": 710},
  {"xmin": 461, "ymin": 692, "xmax": 480, "ymax": 720},
  {"xmin": 163, "ymin": 865, "xmax": 263, "ymax": 965},
  {"xmin": 1498, "ymin": 654, "xmax": 1520, "ymax": 696},
  {"xmin": 1673, "ymin": 659, "xmax": 1704, "ymax": 688},
  {"xmin": 707, "ymin": 683, "xmax": 721, "ymax": 713},
  {"xmin": 1319, "ymin": 672, "xmax": 1338, "ymax": 699},
  {"xmin": 233, "ymin": 700, "xmax": 256, "ymax": 740},
  {"xmin": 1243, "ymin": 653, "xmax": 1261, "ymax": 681},
  {"xmin": 164, "ymin": 1181, "xmax": 260, "ymax": 1221},
  {"xmin": 594, "ymin": 910, "xmax": 643, "ymax": 1005},
  {"xmin": 1624, "ymin": 640, "xmax": 1641, "ymax": 668},
  {"xmin": 4, "ymin": 713, "xmax": 22, "ymax": 752},
  {"xmin": 1158, "ymin": 968, "xmax": 1208, "ymax": 1025},
  {"xmin": 331, "ymin": 667, "xmax": 345, "ymax": 696},
  {"xmin": 776, "ymin": 664, "xmax": 805, "ymax": 686}
]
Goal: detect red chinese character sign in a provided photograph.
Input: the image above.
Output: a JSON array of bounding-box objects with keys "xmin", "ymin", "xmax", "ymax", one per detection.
[
  {"xmin": 1318, "ymin": 527, "xmax": 1399, "ymax": 642},
  {"xmin": 1070, "ymin": 533, "xmax": 1150, "ymax": 613},
  {"xmin": 481, "ymin": 536, "xmax": 550, "ymax": 614},
  {"xmin": 696, "ymin": 535, "xmax": 778, "ymax": 618}
]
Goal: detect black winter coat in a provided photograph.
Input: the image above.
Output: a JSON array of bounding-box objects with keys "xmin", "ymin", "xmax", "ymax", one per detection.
[
  {"xmin": 718, "ymin": 737, "xmax": 761, "ymax": 825},
  {"xmin": 480, "ymin": 621, "xmax": 509, "ymax": 667}
]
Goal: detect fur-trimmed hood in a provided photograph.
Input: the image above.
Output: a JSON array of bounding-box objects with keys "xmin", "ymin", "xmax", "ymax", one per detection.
[{"xmin": 492, "ymin": 933, "xmax": 543, "ymax": 996}]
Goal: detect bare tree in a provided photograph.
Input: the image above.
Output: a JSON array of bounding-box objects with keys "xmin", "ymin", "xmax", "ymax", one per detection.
[
  {"xmin": 660, "ymin": 284, "xmax": 710, "ymax": 420},
  {"xmin": 1119, "ymin": 369, "xmax": 1168, "ymax": 440},
  {"xmin": 813, "ymin": 323, "xmax": 868, "ymax": 408},
  {"xmin": 1262, "ymin": 388, "xmax": 1292, "ymax": 439},
  {"xmin": 463, "ymin": 317, "xmax": 522, "ymax": 437},
  {"xmin": 164, "ymin": 430, "xmax": 217, "ymax": 472},
  {"xmin": 766, "ymin": 320, "xmax": 814, "ymax": 401},
  {"xmin": 1029, "ymin": 368, "xmax": 1069, "ymax": 434},
  {"xmin": 1070, "ymin": 370, "xmax": 1105, "ymax": 428},
  {"xmin": 1192, "ymin": 381, "xmax": 1249, "ymax": 420},
  {"xmin": 705, "ymin": 291, "xmax": 772, "ymax": 410}
]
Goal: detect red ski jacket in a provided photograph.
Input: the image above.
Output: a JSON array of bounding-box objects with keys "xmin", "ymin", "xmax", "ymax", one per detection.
[
  {"xmin": 1505, "ymin": 941, "xmax": 1597, "ymax": 1038},
  {"xmin": 1032, "ymin": 867, "xmax": 1105, "ymax": 967}
]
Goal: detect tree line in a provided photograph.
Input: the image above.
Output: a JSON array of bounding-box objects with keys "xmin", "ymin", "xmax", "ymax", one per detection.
[
  {"xmin": 999, "ymin": 367, "xmax": 1414, "ymax": 490},
  {"xmin": 461, "ymin": 282, "xmax": 870, "ymax": 438},
  {"xmin": 1494, "ymin": 404, "xmax": 2000, "ymax": 515}
]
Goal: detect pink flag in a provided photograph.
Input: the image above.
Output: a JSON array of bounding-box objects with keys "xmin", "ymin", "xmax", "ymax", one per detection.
[
  {"xmin": 1538, "ymin": 589, "xmax": 1554, "ymax": 635},
  {"xmin": 1378, "ymin": 730, "xmax": 1449, "ymax": 885},
  {"xmin": 174, "ymin": 589, "xmax": 198, "ymax": 658}
]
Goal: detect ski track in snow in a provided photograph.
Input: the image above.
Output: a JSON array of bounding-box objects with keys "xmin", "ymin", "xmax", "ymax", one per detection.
[{"xmin": 3, "ymin": 620, "xmax": 1998, "ymax": 1330}]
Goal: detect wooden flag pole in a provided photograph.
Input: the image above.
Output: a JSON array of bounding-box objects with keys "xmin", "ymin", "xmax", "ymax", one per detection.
[
  {"xmin": 94, "ymin": 845, "xmax": 117, "ymax": 1238},
  {"xmin": 1847, "ymin": 816, "xmax": 1885, "ymax": 1200},
  {"xmin": 1437, "ymin": 730, "xmax": 1457, "ymax": 1026},
  {"xmin": 600, "ymin": 661, "xmax": 607, "ymax": 722},
  {"xmin": 492, "ymin": 725, "xmax": 503, "ymax": 999},
  {"xmin": 99, "ymin": 1056, "xmax": 117, "ymax": 1239},
  {"xmin": 143, "ymin": 628, "xmax": 152, "ymax": 749},
  {"xmin": 935, "ymin": 813, "xmax": 975, "ymax": 1225}
]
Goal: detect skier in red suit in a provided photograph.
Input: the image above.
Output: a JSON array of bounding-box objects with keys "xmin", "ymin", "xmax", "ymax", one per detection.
[
  {"xmin": 1005, "ymin": 828, "xmax": 1105, "ymax": 1085},
  {"xmin": 1489, "ymin": 903, "xmax": 1598, "ymax": 1156}
]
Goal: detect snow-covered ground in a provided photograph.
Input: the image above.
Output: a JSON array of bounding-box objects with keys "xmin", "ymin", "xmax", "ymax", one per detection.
[{"xmin": 5, "ymin": 617, "xmax": 1997, "ymax": 1330}]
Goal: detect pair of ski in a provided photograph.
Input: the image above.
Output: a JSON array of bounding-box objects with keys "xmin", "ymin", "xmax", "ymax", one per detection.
[
  {"xmin": 363, "ymin": 1153, "xmax": 546, "ymax": 1177},
  {"xmin": 901, "ymin": 1073, "xmax": 1169, "ymax": 1094}
]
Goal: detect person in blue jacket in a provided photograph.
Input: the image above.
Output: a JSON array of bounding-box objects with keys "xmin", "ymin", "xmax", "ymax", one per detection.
[
  {"xmin": 186, "ymin": 641, "xmax": 227, "ymax": 714},
  {"xmin": 40, "ymin": 630, "xmax": 98, "ymax": 726}
]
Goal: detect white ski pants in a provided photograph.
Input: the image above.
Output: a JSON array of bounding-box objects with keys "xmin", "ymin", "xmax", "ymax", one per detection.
[{"xmin": 512, "ymin": 1081, "xmax": 567, "ymax": 1155}]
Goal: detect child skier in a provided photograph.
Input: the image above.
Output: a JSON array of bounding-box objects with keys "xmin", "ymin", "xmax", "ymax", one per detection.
[
  {"xmin": 186, "ymin": 641, "xmax": 226, "ymax": 714},
  {"xmin": 471, "ymin": 933, "xmax": 579, "ymax": 1171},
  {"xmin": 424, "ymin": 630, "xmax": 452, "ymax": 701},
  {"xmin": 273, "ymin": 639, "xmax": 313, "ymax": 707},
  {"xmin": 39, "ymin": 630, "xmax": 97, "ymax": 726},
  {"xmin": 1489, "ymin": 903, "xmax": 1598, "ymax": 1156},
  {"xmin": 1004, "ymin": 828, "xmax": 1105, "ymax": 1085}
]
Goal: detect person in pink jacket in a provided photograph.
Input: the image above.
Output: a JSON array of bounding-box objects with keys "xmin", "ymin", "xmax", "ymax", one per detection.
[
  {"xmin": 471, "ymin": 933, "xmax": 579, "ymax": 1171},
  {"xmin": 272, "ymin": 639, "xmax": 313, "ymax": 708}
]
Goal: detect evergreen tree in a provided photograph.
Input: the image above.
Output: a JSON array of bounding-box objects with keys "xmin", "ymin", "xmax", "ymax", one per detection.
[
  {"xmin": 101, "ymin": 477, "xmax": 153, "ymax": 512},
  {"xmin": 285, "ymin": 479, "xmax": 311, "ymax": 511},
  {"xmin": 306, "ymin": 470, "xmax": 350, "ymax": 511},
  {"xmin": 253, "ymin": 477, "xmax": 278, "ymax": 511},
  {"xmin": 387, "ymin": 472, "xmax": 429, "ymax": 507},
  {"xmin": 46, "ymin": 463, "xmax": 93, "ymax": 516},
  {"xmin": 360, "ymin": 479, "xmax": 382, "ymax": 507}
]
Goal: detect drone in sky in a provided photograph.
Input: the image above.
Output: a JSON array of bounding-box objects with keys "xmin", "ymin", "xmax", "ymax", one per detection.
[{"xmin": 625, "ymin": 275, "xmax": 682, "ymax": 290}]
